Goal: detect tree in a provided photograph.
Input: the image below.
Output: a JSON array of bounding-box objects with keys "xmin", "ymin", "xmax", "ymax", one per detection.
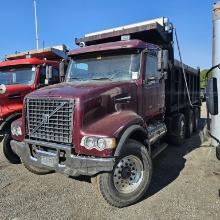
[{"xmin": 200, "ymin": 69, "xmax": 208, "ymax": 88}]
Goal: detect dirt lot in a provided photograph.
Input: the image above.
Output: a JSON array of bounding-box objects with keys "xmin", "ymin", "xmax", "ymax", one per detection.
[{"xmin": 0, "ymin": 103, "xmax": 220, "ymax": 220}]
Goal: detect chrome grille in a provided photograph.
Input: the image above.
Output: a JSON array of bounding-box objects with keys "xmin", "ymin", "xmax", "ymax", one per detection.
[{"xmin": 26, "ymin": 98, "xmax": 74, "ymax": 144}]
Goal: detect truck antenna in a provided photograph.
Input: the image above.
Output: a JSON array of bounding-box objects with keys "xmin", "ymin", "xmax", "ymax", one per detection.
[{"xmin": 33, "ymin": 0, "xmax": 39, "ymax": 49}]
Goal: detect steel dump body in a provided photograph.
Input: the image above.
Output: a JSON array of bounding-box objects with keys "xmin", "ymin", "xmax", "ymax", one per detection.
[
  {"xmin": 166, "ymin": 60, "xmax": 200, "ymax": 114},
  {"xmin": 6, "ymin": 45, "xmax": 68, "ymax": 61}
]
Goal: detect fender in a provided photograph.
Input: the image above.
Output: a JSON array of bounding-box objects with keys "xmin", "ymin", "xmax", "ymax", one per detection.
[
  {"xmin": 0, "ymin": 112, "xmax": 21, "ymax": 133},
  {"xmin": 79, "ymin": 111, "xmax": 145, "ymax": 157},
  {"xmin": 114, "ymin": 124, "xmax": 148, "ymax": 157},
  {"xmin": 81, "ymin": 111, "xmax": 144, "ymax": 137}
]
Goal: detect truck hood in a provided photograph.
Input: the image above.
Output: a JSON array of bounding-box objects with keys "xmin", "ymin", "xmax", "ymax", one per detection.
[
  {"xmin": 0, "ymin": 84, "xmax": 32, "ymax": 102},
  {"xmin": 27, "ymin": 81, "xmax": 135, "ymax": 101}
]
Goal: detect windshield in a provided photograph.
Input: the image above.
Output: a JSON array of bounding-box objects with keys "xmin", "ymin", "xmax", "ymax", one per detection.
[
  {"xmin": 66, "ymin": 51, "xmax": 141, "ymax": 82},
  {"xmin": 0, "ymin": 66, "xmax": 36, "ymax": 85}
]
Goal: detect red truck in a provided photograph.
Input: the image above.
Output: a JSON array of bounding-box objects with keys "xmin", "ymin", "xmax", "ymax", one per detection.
[
  {"xmin": 0, "ymin": 45, "xmax": 67, "ymax": 163},
  {"xmin": 10, "ymin": 18, "xmax": 200, "ymax": 207}
]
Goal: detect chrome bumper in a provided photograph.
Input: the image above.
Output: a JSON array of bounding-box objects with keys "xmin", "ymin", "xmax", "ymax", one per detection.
[{"xmin": 11, "ymin": 139, "xmax": 115, "ymax": 177}]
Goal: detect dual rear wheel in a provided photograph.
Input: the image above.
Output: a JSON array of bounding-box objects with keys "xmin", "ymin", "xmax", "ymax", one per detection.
[{"xmin": 170, "ymin": 107, "xmax": 200, "ymax": 146}]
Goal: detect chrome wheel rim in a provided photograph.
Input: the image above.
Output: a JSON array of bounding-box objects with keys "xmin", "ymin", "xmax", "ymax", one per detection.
[{"xmin": 113, "ymin": 155, "xmax": 144, "ymax": 193}]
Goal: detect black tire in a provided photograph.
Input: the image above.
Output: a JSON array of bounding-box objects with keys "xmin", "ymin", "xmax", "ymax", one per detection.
[
  {"xmin": 216, "ymin": 146, "xmax": 220, "ymax": 160},
  {"xmin": 23, "ymin": 163, "xmax": 52, "ymax": 175},
  {"xmin": 185, "ymin": 110, "xmax": 194, "ymax": 138},
  {"xmin": 96, "ymin": 139, "xmax": 152, "ymax": 208},
  {"xmin": 2, "ymin": 131, "xmax": 21, "ymax": 164},
  {"xmin": 193, "ymin": 107, "xmax": 200, "ymax": 132},
  {"xmin": 170, "ymin": 113, "xmax": 186, "ymax": 146}
]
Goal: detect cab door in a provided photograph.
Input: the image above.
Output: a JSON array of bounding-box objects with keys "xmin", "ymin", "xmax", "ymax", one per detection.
[{"xmin": 142, "ymin": 51, "xmax": 165, "ymax": 120}]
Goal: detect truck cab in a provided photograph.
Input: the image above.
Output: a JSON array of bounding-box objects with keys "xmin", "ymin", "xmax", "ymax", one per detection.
[
  {"xmin": 0, "ymin": 45, "xmax": 68, "ymax": 163},
  {"xmin": 10, "ymin": 18, "xmax": 200, "ymax": 207}
]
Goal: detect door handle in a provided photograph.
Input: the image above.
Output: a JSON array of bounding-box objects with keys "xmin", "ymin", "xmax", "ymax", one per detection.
[{"xmin": 8, "ymin": 93, "xmax": 22, "ymax": 99}]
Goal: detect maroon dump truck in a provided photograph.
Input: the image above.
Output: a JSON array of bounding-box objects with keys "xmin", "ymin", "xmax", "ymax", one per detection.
[
  {"xmin": 10, "ymin": 18, "xmax": 200, "ymax": 207},
  {"xmin": 0, "ymin": 45, "xmax": 68, "ymax": 163}
]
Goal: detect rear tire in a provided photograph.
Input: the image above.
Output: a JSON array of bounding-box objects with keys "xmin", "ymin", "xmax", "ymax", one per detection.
[
  {"xmin": 96, "ymin": 139, "xmax": 152, "ymax": 208},
  {"xmin": 2, "ymin": 131, "xmax": 21, "ymax": 164},
  {"xmin": 185, "ymin": 110, "xmax": 194, "ymax": 138},
  {"xmin": 170, "ymin": 113, "xmax": 186, "ymax": 146},
  {"xmin": 23, "ymin": 163, "xmax": 52, "ymax": 175}
]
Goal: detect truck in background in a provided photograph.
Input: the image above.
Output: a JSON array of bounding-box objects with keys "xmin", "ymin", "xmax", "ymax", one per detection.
[
  {"xmin": 10, "ymin": 18, "xmax": 200, "ymax": 207},
  {"xmin": 0, "ymin": 45, "xmax": 68, "ymax": 163}
]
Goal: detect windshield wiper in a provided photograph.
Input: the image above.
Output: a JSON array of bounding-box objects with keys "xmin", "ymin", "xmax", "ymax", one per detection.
[
  {"xmin": 67, "ymin": 77, "xmax": 82, "ymax": 80},
  {"xmin": 91, "ymin": 77, "xmax": 112, "ymax": 81}
]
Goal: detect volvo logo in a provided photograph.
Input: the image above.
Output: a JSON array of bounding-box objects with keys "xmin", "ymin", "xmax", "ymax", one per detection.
[{"xmin": 42, "ymin": 114, "xmax": 50, "ymax": 123}]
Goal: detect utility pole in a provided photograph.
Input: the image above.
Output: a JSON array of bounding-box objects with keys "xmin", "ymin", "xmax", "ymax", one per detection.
[
  {"xmin": 209, "ymin": 1, "xmax": 220, "ymax": 160},
  {"xmin": 33, "ymin": 0, "xmax": 39, "ymax": 49}
]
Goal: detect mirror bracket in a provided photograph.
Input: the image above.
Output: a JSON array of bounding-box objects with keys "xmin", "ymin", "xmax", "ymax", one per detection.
[
  {"xmin": 157, "ymin": 49, "xmax": 169, "ymax": 73},
  {"xmin": 45, "ymin": 65, "xmax": 53, "ymax": 85}
]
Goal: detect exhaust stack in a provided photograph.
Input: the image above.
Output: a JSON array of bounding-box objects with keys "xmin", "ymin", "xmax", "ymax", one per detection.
[{"xmin": 211, "ymin": 2, "xmax": 220, "ymax": 147}]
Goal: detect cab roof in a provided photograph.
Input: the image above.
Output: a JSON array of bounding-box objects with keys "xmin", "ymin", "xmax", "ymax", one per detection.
[
  {"xmin": 0, "ymin": 57, "xmax": 59, "ymax": 69},
  {"xmin": 68, "ymin": 39, "xmax": 158, "ymax": 56}
]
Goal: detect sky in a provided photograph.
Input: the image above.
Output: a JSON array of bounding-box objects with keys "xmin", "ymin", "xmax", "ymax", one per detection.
[{"xmin": 0, "ymin": 0, "xmax": 217, "ymax": 70}]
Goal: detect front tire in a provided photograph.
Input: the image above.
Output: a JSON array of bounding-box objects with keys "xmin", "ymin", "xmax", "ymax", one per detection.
[
  {"xmin": 96, "ymin": 139, "xmax": 152, "ymax": 208},
  {"xmin": 2, "ymin": 131, "xmax": 21, "ymax": 164}
]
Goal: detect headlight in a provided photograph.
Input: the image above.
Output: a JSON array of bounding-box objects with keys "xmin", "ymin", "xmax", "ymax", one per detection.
[
  {"xmin": 11, "ymin": 125, "xmax": 22, "ymax": 136},
  {"xmin": 85, "ymin": 137, "xmax": 96, "ymax": 149},
  {"xmin": 0, "ymin": 84, "xmax": 6, "ymax": 94},
  {"xmin": 97, "ymin": 138, "xmax": 106, "ymax": 150},
  {"xmin": 81, "ymin": 136, "xmax": 116, "ymax": 151}
]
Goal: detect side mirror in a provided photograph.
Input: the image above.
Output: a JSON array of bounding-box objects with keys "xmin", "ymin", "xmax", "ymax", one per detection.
[
  {"xmin": 45, "ymin": 65, "xmax": 53, "ymax": 85},
  {"xmin": 157, "ymin": 49, "xmax": 169, "ymax": 72},
  {"xmin": 206, "ymin": 77, "xmax": 218, "ymax": 115},
  {"xmin": 59, "ymin": 60, "xmax": 66, "ymax": 82}
]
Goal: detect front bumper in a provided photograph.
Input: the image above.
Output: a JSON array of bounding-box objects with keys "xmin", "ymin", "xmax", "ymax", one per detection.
[
  {"xmin": 11, "ymin": 139, "xmax": 115, "ymax": 177},
  {"xmin": 216, "ymin": 145, "xmax": 220, "ymax": 160}
]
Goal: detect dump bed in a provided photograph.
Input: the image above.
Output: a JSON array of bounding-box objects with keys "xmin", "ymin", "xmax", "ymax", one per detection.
[
  {"xmin": 75, "ymin": 17, "xmax": 172, "ymax": 47},
  {"xmin": 6, "ymin": 45, "xmax": 68, "ymax": 61},
  {"xmin": 165, "ymin": 60, "xmax": 200, "ymax": 114}
]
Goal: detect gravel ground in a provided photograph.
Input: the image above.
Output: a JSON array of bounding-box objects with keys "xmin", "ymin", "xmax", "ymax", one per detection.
[{"xmin": 0, "ymin": 103, "xmax": 219, "ymax": 220}]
